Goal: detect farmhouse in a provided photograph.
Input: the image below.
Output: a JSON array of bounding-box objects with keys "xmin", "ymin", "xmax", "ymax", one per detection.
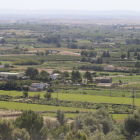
[
  {"xmin": 95, "ymin": 77, "xmax": 112, "ymax": 83},
  {"xmin": 30, "ymin": 83, "xmax": 50, "ymax": 91},
  {"xmin": 0, "ymin": 72, "xmax": 24, "ymax": 78},
  {"xmin": 49, "ymin": 73, "xmax": 59, "ymax": 80},
  {"xmin": 104, "ymin": 65, "xmax": 115, "ymax": 71}
]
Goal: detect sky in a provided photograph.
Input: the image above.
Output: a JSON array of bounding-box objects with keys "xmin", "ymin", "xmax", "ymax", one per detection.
[{"xmin": 0, "ymin": 0, "xmax": 139, "ymax": 11}]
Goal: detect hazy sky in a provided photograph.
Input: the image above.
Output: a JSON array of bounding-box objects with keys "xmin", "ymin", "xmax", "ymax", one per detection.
[{"xmin": 0, "ymin": 0, "xmax": 139, "ymax": 11}]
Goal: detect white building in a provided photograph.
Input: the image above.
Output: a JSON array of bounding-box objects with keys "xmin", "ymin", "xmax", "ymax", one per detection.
[
  {"xmin": 30, "ymin": 83, "xmax": 50, "ymax": 90},
  {"xmin": 104, "ymin": 65, "xmax": 115, "ymax": 71},
  {"xmin": 0, "ymin": 72, "xmax": 24, "ymax": 78},
  {"xmin": 49, "ymin": 73, "xmax": 59, "ymax": 80}
]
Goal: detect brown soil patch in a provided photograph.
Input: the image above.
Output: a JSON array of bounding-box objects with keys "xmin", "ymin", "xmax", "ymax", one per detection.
[{"xmin": 59, "ymin": 51, "xmax": 80, "ymax": 56}]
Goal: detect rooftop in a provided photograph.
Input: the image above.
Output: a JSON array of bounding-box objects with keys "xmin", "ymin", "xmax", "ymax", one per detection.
[
  {"xmin": 0, "ymin": 72, "xmax": 19, "ymax": 75},
  {"xmin": 53, "ymin": 73, "xmax": 59, "ymax": 76},
  {"xmin": 106, "ymin": 65, "xmax": 114, "ymax": 68}
]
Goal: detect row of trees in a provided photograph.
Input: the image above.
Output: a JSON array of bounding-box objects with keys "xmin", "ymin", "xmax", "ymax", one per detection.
[
  {"xmin": 125, "ymin": 38, "xmax": 140, "ymax": 45},
  {"xmin": 1, "ymin": 108, "xmax": 140, "ymax": 140},
  {"xmin": 0, "ymin": 80, "xmax": 32, "ymax": 90},
  {"xmin": 121, "ymin": 51, "xmax": 130, "ymax": 59},
  {"xmin": 37, "ymin": 36, "xmax": 60, "ymax": 44},
  {"xmin": 36, "ymin": 50, "xmax": 49, "ymax": 55},
  {"xmin": 102, "ymin": 51, "xmax": 110, "ymax": 57},
  {"xmin": 81, "ymin": 50, "xmax": 97, "ymax": 57},
  {"xmin": 13, "ymin": 59, "xmax": 41, "ymax": 65}
]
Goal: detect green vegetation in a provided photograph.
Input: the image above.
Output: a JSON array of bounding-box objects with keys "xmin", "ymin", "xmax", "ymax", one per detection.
[{"xmin": 0, "ymin": 101, "xmax": 95, "ymax": 112}]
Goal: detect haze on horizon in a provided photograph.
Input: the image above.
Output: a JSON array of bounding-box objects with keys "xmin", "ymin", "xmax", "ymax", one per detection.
[{"xmin": 0, "ymin": 0, "xmax": 140, "ymax": 11}]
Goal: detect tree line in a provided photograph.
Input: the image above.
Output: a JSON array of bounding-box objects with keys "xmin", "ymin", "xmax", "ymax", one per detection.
[
  {"xmin": 1, "ymin": 108, "xmax": 140, "ymax": 140},
  {"xmin": 125, "ymin": 38, "xmax": 140, "ymax": 45}
]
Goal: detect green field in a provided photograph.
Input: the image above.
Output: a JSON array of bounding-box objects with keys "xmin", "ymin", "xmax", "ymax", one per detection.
[
  {"xmin": 95, "ymin": 71, "xmax": 126, "ymax": 76},
  {"xmin": 0, "ymin": 101, "xmax": 96, "ymax": 112},
  {"xmin": 112, "ymin": 75, "xmax": 140, "ymax": 83},
  {"xmin": 111, "ymin": 114, "xmax": 128, "ymax": 120},
  {"xmin": 0, "ymin": 90, "xmax": 45, "ymax": 98},
  {"xmin": 0, "ymin": 90, "xmax": 138, "ymax": 105},
  {"xmin": 64, "ymin": 89, "xmax": 133, "ymax": 97},
  {"xmin": 51, "ymin": 93, "xmax": 138, "ymax": 105},
  {"xmin": 122, "ymin": 82, "xmax": 140, "ymax": 89}
]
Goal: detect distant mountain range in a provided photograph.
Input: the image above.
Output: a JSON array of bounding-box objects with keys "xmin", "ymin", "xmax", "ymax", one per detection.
[
  {"xmin": 0, "ymin": 9, "xmax": 140, "ymax": 15},
  {"xmin": 0, "ymin": 9, "xmax": 140, "ymax": 19}
]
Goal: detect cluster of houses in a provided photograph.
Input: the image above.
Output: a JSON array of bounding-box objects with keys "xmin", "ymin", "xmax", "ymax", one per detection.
[
  {"xmin": 0, "ymin": 65, "xmax": 116, "ymax": 90},
  {"xmin": 0, "ymin": 72, "xmax": 60, "ymax": 91}
]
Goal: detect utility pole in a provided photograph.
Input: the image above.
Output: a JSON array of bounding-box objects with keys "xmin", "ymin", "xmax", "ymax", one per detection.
[
  {"xmin": 110, "ymin": 86, "xmax": 111, "ymax": 97},
  {"xmin": 57, "ymin": 90, "xmax": 58, "ymax": 106},
  {"xmin": 76, "ymin": 117, "xmax": 78, "ymax": 138},
  {"xmin": 83, "ymin": 84, "xmax": 84, "ymax": 94},
  {"xmin": 132, "ymin": 88, "xmax": 135, "ymax": 113}
]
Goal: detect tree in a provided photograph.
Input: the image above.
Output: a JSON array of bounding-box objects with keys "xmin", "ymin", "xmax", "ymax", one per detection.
[
  {"xmin": 0, "ymin": 119, "xmax": 14, "ymax": 140},
  {"xmin": 45, "ymin": 50, "xmax": 49, "ymax": 55},
  {"xmin": 81, "ymin": 56, "xmax": 87, "ymax": 62},
  {"xmin": 84, "ymin": 71, "xmax": 93, "ymax": 83},
  {"xmin": 34, "ymin": 94, "xmax": 40, "ymax": 99},
  {"xmin": 124, "ymin": 112, "xmax": 140, "ymax": 136},
  {"xmin": 121, "ymin": 54, "xmax": 126, "ymax": 59},
  {"xmin": 4, "ymin": 63, "xmax": 10, "ymax": 68},
  {"xmin": 65, "ymin": 129, "xmax": 88, "ymax": 140},
  {"xmin": 40, "ymin": 127, "xmax": 49, "ymax": 140},
  {"xmin": 96, "ymin": 57, "xmax": 103, "ymax": 64},
  {"xmin": 54, "ymin": 79, "xmax": 60, "ymax": 84},
  {"xmin": 127, "ymin": 51, "xmax": 130, "ymax": 59},
  {"xmin": 40, "ymin": 70, "xmax": 49, "ymax": 77},
  {"xmin": 25, "ymin": 67, "xmax": 39, "ymax": 79},
  {"xmin": 44, "ymin": 92, "xmax": 51, "ymax": 100},
  {"xmin": 23, "ymin": 91, "xmax": 28, "ymax": 98},
  {"xmin": 137, "ymin": 54, "xmax": 140, "ymax": 60},
  {"xmin": 0, "ymin": 38, "xmax": 6, "ymax": 45},
  {"xmin": 89, "ymin": 51, "xmax": 97, "ymax": 57},
  {"xmin": 15, "ymin": 110, "xmax": 43, "ymax": 140},
  {"xmin": 106, "ymin": 51, "xmax": 110, "ymax": 57},
  {"xmin": 11, "ymin": 32, "xmax": 16, "ymax": 36},
  {"xmin": 62, "ymin": 71, "xmax": 69, "ymax": 77},
  {"xmin": 134, "ymin": 51, "xmax": 138, "ymax": 56},
  {"xmin": 75, "ymin": 109, "xmax": 114, "ymax": 139},
  {"xmin": 81, "ymin": 51, "xmax": 88, "ymax": 57},
  {"xmin": 52, "ymin": 70, "xmax": 62, "ymax": 74},
  {"xmin": 12, "ymin": 128, "xmax": 30, "ymax": 140},
  {"xmin": 56, "ymin": 42, "xmax": 61, "ymax": 48},
  {"xmin": 103, "ymin": 51, "xmax": 107, "ymax": 57},
  {"xmin": 56, "ymin": 110, "xmax": 66, "ymax": 125},
  {"xmin": 71, "ymin": 70, "xmax": 82, "ymax": 83},
  {"xmin": 135, "ymin": 61, "xmax": 140, "ymax": 67},
  {"xmin": 47, "ymin": 87, "xmax": 54, "ymax": 92}
]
